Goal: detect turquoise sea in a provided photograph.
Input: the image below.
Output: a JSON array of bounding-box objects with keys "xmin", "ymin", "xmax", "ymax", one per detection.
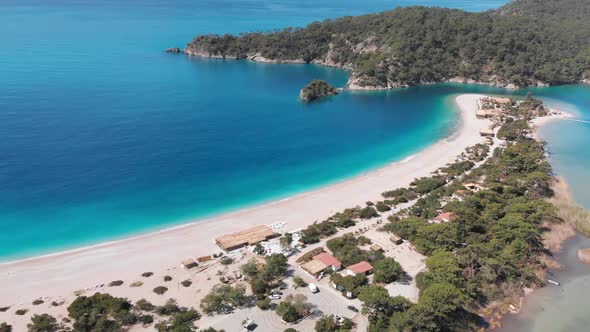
[
  {"xmin": 0, "ymin": 0, "xmax": 588, "ymax": 270},
  {"xmin": 0, "ymin": 0, "xmax": 510, "ymax": 259},
  {"xmin": 2, "ymin": 0, "xmax": 590, "ymax": 329}
]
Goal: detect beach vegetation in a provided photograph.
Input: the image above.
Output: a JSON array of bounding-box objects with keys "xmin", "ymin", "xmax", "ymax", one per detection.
[
  {"xmin": 108, "ymin": 280, "xmax": 124, "ymax": 287},
  {"xmin": 315, "ymin": 315, "xmax": 353, "ymax": 332},
  {"xmin": 284, "ymin": 329, "xmax": 298, "ymax": 332},
  {"xmin": 330, "ymin": 274, "xmax": 367, "ymax": 298},
  {"xmin": 181, "ymin": 279, "xmax": 192, "ymax": 287},
  {"xmin": 200, "ymin": 285, "xmax": 247, "ymax": 314},
  {"xmin": 293, "ymin": 276, "xmax": 307, "ymax": 288},
  {"xmin": 372, "ymin": 98, "xmax": 564, "ymax": 330},
  {"xmin": 164, "ymin": 275, "xmax": 173, "ymax": 282},
  {"xmin": 375, "ymin": 201, "xmax": 391, "ymax": 212},
  {"xmin": 130, "ymin": 281, "xmax": 143, "ymax": 287},
  {"xmin": 300, "ymin": 221, "xmax": 337, "ymax": 244},
  {"xmin": 134, "ymin": 299, "xmax": 155, "ymax": 312},
  {"xmin": 15, "ymin": 309, "xmax": 28, "ymax": 315},
  {"xmin": 243, "ymin": 254, "xmax": 289, "ymax": 297},
  {"xmin": 32, "ymin": 299, "xmax": 44, "ymax": 306},
  {"xmin": 138, "ymin": 315, "xmax": 153, "ymax": 325},
  {"xmin": 155, "ymin": 309, "xmax": 200, "ymax": 332},
  {"xmin": 27, "ymin": 314, "xmax": 59, "ymax": 332},
  {"xmin": 67, "ymin": 293, "xmax": 137, "ymax": 331},
  {"xmin": 0, "ymin": 323, "xmax": 12, "ymax": 332},
  {"xmin": 411, "ymin": 176, "xmax": 447, "ymax": 194},
  {"xmin": 275, "ymin": 294, "xmax": 313, "ymax": 323},
  {"xmin": 156, "ymin": 299, "xmax": 183, "ymax": 316},
  {"xmin": 256, "ymin": 298, "xmax": 271, "ymax": 310},
  {"xmin": 220, "ymin": 257, "xmax": 233, "ymax": 265},
  {"xmin": 280, "ymin": 233, "xmax": 293, "ymax": 249},
  {"xmin": 141, "ymin": 272, "xmax": 154, "ymax": 278},
  {"xmin": 372, "ymin": 257, "xmax": 405, "ymax": 284},
  {"xmin": 327, "ymin": 234, "xmax": 382, "ymax": 266},
  {"xmin": 0, "ymin": 307, "xmax": 8, "ymax": 312},
  {"xmin": 359, "ymin": 206, "xmax": 378, "ymax": 219},
  {"xmin": 153, "ymin": 286, "xmax": 168, "ymax": 295}
]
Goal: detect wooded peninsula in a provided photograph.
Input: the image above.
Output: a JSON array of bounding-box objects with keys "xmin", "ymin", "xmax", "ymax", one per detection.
[{"xmin": 182, "ymin": 0, "xmax": 590, "ymax": 90}]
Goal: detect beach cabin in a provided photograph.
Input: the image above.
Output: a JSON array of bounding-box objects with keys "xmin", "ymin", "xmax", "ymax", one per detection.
[
  {"xmin": 344, "ymin": 261, "xmax": 373, "ymax": 276},
  {"xmin": 181, "ymin": 259, "xmax": 198, "ymax": 269},
  {"xmin": 476, "ymin": 109, "xmax": 505, "ymax": 119},
  {"xmin": 313, "ymin": 252, "xmax": 342, "ymax": 271},
  {"xmin": 215, "ymin": 225, "xmax": 279, "ymax": 251},
  {"xmin": 370, "ymin": 244, "xmax": 383, "ymax": 252},
  {"xmin": 479, "ymin": 128, "xmax": 495, "ymax": 137},
  {"xmin": 491, "ymin": 97, "xmax": 512, "ymax": 106},
  {"xmin": 301, "ymin": 259, "xmax": 329, "ymax": 278},
  {"xmin": 390, "ymin": 235, "xmax": 403, "ymax": 245}
]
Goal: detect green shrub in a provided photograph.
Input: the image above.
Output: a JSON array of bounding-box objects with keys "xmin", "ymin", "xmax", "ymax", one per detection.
[
  {"xmin": 0, "ymin": 322, "xmax": 12, "ymax": 332},
  {"xmin": 156, "ymin": 299, "xmax": 182, "ymax": 316},
  {"xmin": 181, "ymin": 279, "xmax": 192, "ymax": 287},
  {"xmin": 27, "ymin": 314, "xmax": 58, "ymax": 332},
  {"xmin": 164, "ymin": 275, "xmax": 173, "ymax": 282},
  {"xmin": 141, "ymin": 272, "xmax": 154, "ymax": 278},
  {"xmin": 153, "ymin": 286, "xmax": 168, "ymax": 295},
  {"xmin": 109, "ymin": 280, "xmax": 124, "ymax": 287},
  {"xmin": 220, "ymin": 257, "xmax": 234, "ymax": 265},
  {"xmin": 130, "ymin": 281, "xmax": 143, "ymax": 287},
  {"xmin": 134, "ymin": 299, "xmax": 155, "ymax": 312},
  {"xmin": 359, "ymin": 206, "xmax": 378, "ymax": 219},
  {"xmin": 293, "ymin": 276, "xmax": 308, "ymax": 288},
  {"xmin": 15, "ymin": 309, "xmax": 28, "ymax": 315},
  {"xmin": 139, "ymin": 315, "xmax": 154, "ymax": 325},
  {"xmin": 256, "ymin": 298, "xmax": 271, "ymax": 310},
  {"xmin": 32, "ymin": 299, "xmax": 44, "ymax": 306},
  {"xmin": 376, "ymin": 201, "xmax": 391, "ymax": 212},
  {"xmin": 0, "ymin": 307, "xmax": 9, "ymax": 312}
]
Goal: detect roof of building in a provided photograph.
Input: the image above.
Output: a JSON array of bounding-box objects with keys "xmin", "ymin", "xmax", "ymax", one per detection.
[
  {"xmin": 301, "ymin": 259, "xmax": 328, "ymax": 275},
  {"xmin": 492, "ymin": 97, "xmax": 512, "ymax": 104},
  {"xmin": 313, "ymin": 252, "xmax": 342, "ymax": 267},
  {"xmin": 434, "ymin": 212, "xmax": 457, "ymax": 223},
  {"xmin": 215, "ymin": 225, "xmax": 277, "ymax": 250},
  {"xmin": 346, "ymin": 261, "xmax": 373, "ymax": 274},
  {"xmin": 370, "ymin": 244, "xmax": 383, "ymax": 252}
]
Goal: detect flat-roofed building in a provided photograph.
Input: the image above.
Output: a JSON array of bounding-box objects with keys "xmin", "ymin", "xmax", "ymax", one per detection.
[
  {"xmin": 301, "ymin": 259, "xmax": 329, "ymax": 277},
  {"xmin": 215, "ymin": 225, "xmax": 278, "ymax": 251}
]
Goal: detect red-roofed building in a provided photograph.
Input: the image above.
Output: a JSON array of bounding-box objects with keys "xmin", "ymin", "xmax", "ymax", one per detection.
[
  {"xmin": 344, "ymin": 261, "xmax": 373, "ymax": 276},
  {"xmin": 313, "ymin": 252, "xmax": 342, "ymax": 271},
  {"xmin": 431, "ymin": 212, "xmax": 457, "ymax": 224}
]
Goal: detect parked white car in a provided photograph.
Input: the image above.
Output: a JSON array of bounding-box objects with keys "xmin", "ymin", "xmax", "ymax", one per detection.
[{"xmin": 308, "ymin": 283, "xmax": 319, "ymax": 293}]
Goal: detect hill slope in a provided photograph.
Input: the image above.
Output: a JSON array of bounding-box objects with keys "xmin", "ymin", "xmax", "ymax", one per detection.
[{"xmin": 183, "ymin": 0, "xmax": 590, "ymax": 90}]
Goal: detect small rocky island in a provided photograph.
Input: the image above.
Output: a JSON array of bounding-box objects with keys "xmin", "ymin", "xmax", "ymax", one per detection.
[{"xmin": 299, "ymin": 80, "xmax": 338, "ymax": 102}]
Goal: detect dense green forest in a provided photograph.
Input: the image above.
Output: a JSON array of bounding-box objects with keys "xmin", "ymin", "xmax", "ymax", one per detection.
[{"xmin": 184, "ymin": 0, "xmax": 590, "ymax": 89}]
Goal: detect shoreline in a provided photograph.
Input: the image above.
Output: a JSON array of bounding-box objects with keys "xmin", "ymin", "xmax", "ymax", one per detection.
[
  {"xmin": 0, "ymin": 94, "xmax": 490, "ymax": 305},
  {"xmin": 179, "ymin": 50, "xmax": 587, "ymax": 91}
]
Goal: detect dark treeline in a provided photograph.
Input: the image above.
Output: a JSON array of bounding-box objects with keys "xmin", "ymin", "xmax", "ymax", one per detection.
[{"xmin": 184, "ymin": 0, "xmax": 590, "ymax": 89}]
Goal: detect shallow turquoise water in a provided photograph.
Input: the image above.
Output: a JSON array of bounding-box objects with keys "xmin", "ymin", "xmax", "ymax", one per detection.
[{"xmin": 3, "ymin": 0, "xmax": 589, "ymax": 264}]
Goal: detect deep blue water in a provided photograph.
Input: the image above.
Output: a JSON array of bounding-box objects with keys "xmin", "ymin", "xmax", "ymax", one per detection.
[{"xmin": 3, "ymin": 0, "xmax": 589, "ymax": 263}]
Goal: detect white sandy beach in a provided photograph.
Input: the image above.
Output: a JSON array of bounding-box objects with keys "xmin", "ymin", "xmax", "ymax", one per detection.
[{"xmin": 0, "ymin": 94, "xmax": 504, "ymax": 328}]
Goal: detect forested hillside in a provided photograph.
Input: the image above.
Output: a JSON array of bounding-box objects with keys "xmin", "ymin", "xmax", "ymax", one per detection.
[{"xmin": 183, "ymin": 0, "xmax": 590, "ymax": 90}]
